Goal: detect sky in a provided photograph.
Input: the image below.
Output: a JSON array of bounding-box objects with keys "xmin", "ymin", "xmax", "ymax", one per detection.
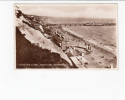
[{"xmin": 16, "ymin": 4, "xmax": 117, "ymax": 19}]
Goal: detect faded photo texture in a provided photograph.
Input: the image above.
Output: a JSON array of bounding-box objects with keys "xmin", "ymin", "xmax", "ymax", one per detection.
[{"xmin": 15, "ymin": 4, "xmax": 117, "ymax": 69}]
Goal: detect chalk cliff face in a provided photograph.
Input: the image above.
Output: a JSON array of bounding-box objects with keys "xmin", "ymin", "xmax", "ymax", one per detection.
[{"xmin": 16, "ymin": 10, "xmax": 73, "ymax": 68}]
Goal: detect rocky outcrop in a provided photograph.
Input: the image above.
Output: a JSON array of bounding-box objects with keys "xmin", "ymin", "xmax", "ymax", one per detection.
[{"xmin": 16, "ymin": 10, "xmax": 73, "ymax": 68}]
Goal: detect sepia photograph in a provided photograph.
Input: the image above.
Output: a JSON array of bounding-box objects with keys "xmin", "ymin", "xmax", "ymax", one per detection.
[{"xmin": 15, "ymin": 3, "xmax": 118, "ymax": 69}]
